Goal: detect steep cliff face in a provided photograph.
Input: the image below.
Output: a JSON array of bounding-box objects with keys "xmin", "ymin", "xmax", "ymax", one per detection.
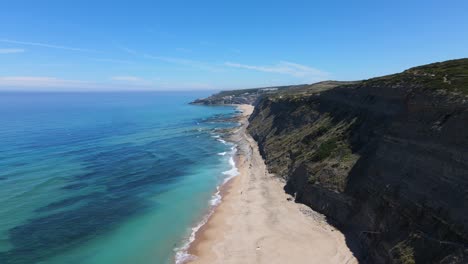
[{"xmin": 248, "ymin": 59, "xmax": 468, "ymax": 263}]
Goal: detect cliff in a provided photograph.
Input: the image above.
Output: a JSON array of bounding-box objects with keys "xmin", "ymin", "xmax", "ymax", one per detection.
[{"xmin": 247, "ymin": 59, "xmax": 468, "ymax": 263}]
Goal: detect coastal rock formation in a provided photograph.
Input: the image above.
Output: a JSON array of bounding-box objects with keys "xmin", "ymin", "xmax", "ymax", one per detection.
[{"xmin": 247, "ymin": 59, "xmax": 468, "ymax": 263}]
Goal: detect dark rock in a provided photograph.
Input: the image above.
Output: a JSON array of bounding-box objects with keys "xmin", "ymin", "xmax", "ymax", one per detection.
[{"xmin": 248, "ymin": 58, "xmax": 468, "ymax": 263}]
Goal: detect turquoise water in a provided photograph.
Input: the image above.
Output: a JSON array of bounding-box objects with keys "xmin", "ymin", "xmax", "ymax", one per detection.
[{"xmin": 0, "ymin": 92, "xmax": 238, "ymax": 264}]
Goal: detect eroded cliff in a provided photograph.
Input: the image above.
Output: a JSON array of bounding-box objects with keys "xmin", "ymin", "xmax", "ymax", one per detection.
[{"xmin": 248, "ymin": 59, "xmax": 468, "ymax": 263}]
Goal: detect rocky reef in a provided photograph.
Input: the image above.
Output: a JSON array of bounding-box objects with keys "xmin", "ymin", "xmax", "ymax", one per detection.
[{"xmin": 247, "ymin": 59, "xmax": 468, "ymax": 263}]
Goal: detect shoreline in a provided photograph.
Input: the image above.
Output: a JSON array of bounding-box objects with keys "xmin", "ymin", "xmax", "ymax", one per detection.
[
  {"xmin": 184, "ymin": 104, "xmax": 357, "ymax": 264},
  {"xmin": 183, "ymin": 104, "xmax": 252, "ymax": 264},
  {"xmin": 174, "ymin": 106, "xmax": 245, "ymax": 264}
]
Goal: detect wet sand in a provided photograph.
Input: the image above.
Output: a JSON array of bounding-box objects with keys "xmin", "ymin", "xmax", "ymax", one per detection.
[{"xmin": 187, "ymin": 104, "xmax": 357, "ymax": 264}]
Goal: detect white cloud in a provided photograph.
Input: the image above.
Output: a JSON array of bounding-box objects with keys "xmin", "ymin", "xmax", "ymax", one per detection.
[
  {"xmin": 144, "ymin": 54, "xmax": 222, "ymax": 72},
  {"xmin": 110, "ymin": 76, "xmax": 143, "ymax": 82},
  {"xmin": 225, "ymin": 61, "xmax": 329, "ymax": 80},
  {"xmin": 157, "ymin": 81, "xmax": 215, "ymax": 90},
  {"xmin": 0, "ymin": 76, "xmax": 213, "ymax": 91},
  {"xmin": 0, "ymin": 48, "xmax": 25, "ymax": 54},
  {"xmin": 118, "ymin": 44, "xmax": 223, "ymax": 72},
  {"xmin": 91, "ymin": 58, "xmax": 134, "ymax": 64},
  {"xmin": 119, "ymin": 46, "xmax": 138, "ymax": 55},
  {"xmin": 144, "ymin": 54, "xmax": 195, "ymax": 65},
  {"xmin": 175, "ymin": 48, "xmax": 192, "ymax": 53},
  {"xmin": 118, "ymin": 46, "xmax": 221, "ymax": 72},
  {"xmin": 0, "ymin": 76, "xmax": 95, "ymax": 89},
  {"xmin": 0, "ymin": 76, "xmax": 153, "ymax": 91},
  {"xmin": 0, "ymin": 39, "xmax": 94, "ymax": 52}
]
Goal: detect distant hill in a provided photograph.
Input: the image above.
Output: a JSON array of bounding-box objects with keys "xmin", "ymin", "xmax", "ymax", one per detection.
[{"xmin": 190, "ymin": 82, "xmax": 356, "ymax": 105}]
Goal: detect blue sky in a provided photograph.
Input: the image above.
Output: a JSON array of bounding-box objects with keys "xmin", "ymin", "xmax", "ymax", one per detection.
[{"xmin": 0, "ymin": 0, "xmax": 467, "ymax": 91}]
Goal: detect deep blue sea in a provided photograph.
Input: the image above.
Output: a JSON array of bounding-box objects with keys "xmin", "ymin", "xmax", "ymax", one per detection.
[{"xmin": 0, "ymin": 92, "xmax": 238, "ymax": 264}]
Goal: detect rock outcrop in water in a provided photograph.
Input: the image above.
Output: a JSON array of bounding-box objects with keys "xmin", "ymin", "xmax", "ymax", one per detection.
[{"xmin": 247, "ymin": 59, "xmax": 468, "ymax": 263}]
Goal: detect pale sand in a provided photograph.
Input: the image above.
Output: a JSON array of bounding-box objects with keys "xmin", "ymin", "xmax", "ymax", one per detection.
[{"xmin": 187, "ymin": 104, "xmax": 357, "ymax": 264}]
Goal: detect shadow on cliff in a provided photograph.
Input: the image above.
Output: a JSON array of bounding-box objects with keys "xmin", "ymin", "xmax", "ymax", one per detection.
[
  {"xmin": 278, "ymin": 83, "xmax": 468, "ymax": 263},
  {"xmin": 276, "ymin": 84, "xmax": 396, "ymax": 262}
]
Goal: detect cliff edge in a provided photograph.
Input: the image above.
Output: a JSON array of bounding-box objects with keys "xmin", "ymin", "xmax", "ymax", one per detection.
[{"xmin": 247, "ymin": 59, "xmax": 468, "ymax": 263}]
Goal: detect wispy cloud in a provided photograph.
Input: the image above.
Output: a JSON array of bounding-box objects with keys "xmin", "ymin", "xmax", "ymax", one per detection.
[
  {"xmin": 0, "ymin": 76, "xmax": 147, "ymax": 91},
  {"xmin": 110, "ymin": 76, "xmax": 143, "ymax": 82},
  {"xmin": 0, "ymin": 76, "xmax": 214, "ymax": 91},
  {"xmin": 0, "ymin": 76, "xmax": 96, "ymax": 89},
  {"xmin": 0, "ymin": 48, "xmax": 25, "ymax": 54},
  {"xmin": 90, "ymin": 58, "xmax": 134, "ymax": 64},
  {"xmin": 144, "ymin": 54, "xmax": 194, "ymax": 64},
  {"xmin": 225, "ymin": 61, "xmax": 329, "ymax": 80},
  {"xmin": 175, "ymin": 48, "xmax": 192, "ymax": 53},
  {"xmin": 118, "ymin": 45, "xmax": 221, "ymax": 72},
  {"xmin": 0, "ymin": 39, "xmax": 94, "ymax": 52},
  {"xmin": 144, "ymin": 54, "xmax": 222, "ymax": 72},
  {"xmin": 156, "ymin": 81, "xmax": 216, "ymax": 90},
  {"xmin": 119, "ymin": 46, "xmax": 138, "ymax": 55}
]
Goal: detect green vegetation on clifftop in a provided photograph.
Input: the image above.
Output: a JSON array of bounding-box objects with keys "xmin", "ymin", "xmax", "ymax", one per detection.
[{"xmin": 364, "ymin": 58, "xmax": 468, "ymax": 95}]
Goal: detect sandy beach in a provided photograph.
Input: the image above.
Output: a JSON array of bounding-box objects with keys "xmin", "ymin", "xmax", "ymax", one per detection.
[{"xmin": 185, "ymin": 104, "xmax": 357, "ymax": 264}]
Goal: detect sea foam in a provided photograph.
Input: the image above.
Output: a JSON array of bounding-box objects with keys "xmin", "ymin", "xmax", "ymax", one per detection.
[{"xmin": 174, "ymin": 140, "xmax": 239, "ymax": 264}]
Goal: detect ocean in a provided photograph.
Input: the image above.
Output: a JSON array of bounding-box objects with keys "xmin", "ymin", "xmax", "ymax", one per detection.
[{"xmin": 0, "ymin": 92, "xmax": 239, "ymax": 264}]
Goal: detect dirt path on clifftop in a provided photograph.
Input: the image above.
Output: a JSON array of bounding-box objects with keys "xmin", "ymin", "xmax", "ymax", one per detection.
[{"xmin": 187, "ymin": 104, "xmax": 357, "ymax": 264}]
